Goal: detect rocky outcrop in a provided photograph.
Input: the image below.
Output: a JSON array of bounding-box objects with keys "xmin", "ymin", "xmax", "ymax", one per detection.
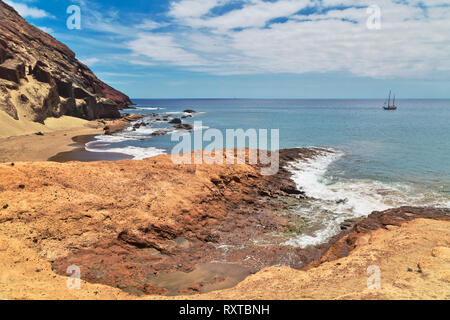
[
  {"xmin": 0, "ymin": 148, "xmax": 449, "ymax": 298},
  {"xmin": 0, "ymin": 0, "xmax": 132, "ymax": 123}
]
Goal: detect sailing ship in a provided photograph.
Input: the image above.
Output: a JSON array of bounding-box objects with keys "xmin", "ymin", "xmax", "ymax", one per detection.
[{"xmin": 383, "ymin": 90, "xmax": 397, "ymax": 110}]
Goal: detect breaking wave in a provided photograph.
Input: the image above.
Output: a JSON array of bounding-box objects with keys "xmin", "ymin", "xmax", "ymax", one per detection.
[{"xmin": 284, "ymin": 148, "xmax": 450, "ymax": 248}]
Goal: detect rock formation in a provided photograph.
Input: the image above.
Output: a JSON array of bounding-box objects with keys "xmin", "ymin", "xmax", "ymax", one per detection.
[{"xmin": 0, "ymin": 0, "xmax": 132, "ymax": 123}]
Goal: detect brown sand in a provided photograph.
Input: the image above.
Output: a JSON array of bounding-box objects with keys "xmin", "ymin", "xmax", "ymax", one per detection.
[{"xmin": 0, "ymin": 110, "xmax": 95, "ymax": 139}]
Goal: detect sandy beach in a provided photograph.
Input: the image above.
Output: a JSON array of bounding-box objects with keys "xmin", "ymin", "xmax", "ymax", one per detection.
[
  {"xmin": 0, "ymin": 113, "xmax": 139, "ymax": 163},
  {"xmin": 0, "ymin": 114, "xmax": 102, "ymax": 162}
]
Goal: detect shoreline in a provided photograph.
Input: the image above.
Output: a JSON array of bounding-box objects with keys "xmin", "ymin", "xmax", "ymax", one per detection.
[
  {"xmin": 0, "ymin": 114, "xmax": 143, "ymax": 163},
  {"xmin": 0, "ymin": 125, "xmax": 102, "ymax": 163},
  {"xmin": 48, "ymin": 134, "xmax": 133, "ymax": 163}
]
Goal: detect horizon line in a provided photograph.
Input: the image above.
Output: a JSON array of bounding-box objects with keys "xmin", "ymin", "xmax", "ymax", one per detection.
[{"xmin": 130, "ymin": 97, "xmax": 450, "ymax": 100}]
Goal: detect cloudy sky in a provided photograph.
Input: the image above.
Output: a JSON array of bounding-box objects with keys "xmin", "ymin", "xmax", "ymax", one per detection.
[{"xmin": 5, "ymin": 0, "xmax": 450, "ymax": 98}]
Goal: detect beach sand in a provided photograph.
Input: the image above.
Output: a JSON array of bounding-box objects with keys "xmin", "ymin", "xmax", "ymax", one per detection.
[{"xmin": 0, "ymin": 112, "xmax": 133, "ymax": 163}]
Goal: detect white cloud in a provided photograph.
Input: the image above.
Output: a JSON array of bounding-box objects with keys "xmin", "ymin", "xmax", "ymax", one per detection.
[
  {"xmin": 72, "ymin": 0, "xmax": 450, "ymax": 80},
  {"xmin": 169, "ymin": 0, "xmax": 224, "ymax": 19},
  {"xmin": 126, "ymin": 0, "xmax": 450, "ymax": 79},
  {"xmin": 37, "ymin": 26, "xmax": 54, "ymax": 34},
  {"xmin": 180, "ymin": 0, "xmax": 313, "ymax": 32},
  {"xmin": 135, "ymin": 20, "xmax": 167, "ymax": 30},
  {"xmin": 5, "ymin": 0, "xmax": 52, "ymax": 18},
  {"xmin": 81, "ymin": 57, "xmax": 100, "ymax": 66},
  {"xmin": 128, "ymin": 33, "xmax": 207, "ymax": 67}
]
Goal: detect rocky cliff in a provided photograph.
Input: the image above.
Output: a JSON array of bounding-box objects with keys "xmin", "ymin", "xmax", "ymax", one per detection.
[{"xmin": 0, "ymin": 0, "xmax": 132, "ymax": 123}]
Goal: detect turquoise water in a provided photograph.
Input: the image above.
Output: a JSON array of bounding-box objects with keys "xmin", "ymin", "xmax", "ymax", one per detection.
[{"xmin": 86, "ymin": 99, "xmax": 450, "ymax": 246}]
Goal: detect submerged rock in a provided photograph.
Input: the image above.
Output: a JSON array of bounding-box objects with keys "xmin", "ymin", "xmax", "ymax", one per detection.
[
  {"xmin": 169, "ymin": 118, "xmax": 182, "ymax": 124},
  {"xmin": 174, "ymin": 124, "xmax": 194, "ymax": 131}
]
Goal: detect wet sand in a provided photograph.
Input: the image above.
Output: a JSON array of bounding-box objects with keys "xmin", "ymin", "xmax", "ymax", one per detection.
[
  {"xmin": 150, "ymin": 262, "xmax": 253, "ymax": 296},
  {"xmin": 48, "ymin": 135, "xmax": 132, "ymax": 162}
]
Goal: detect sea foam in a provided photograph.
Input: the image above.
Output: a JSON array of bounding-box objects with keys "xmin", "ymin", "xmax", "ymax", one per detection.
[{"xmin": 284, "ymin": 148, "xmax": 449, "ymax": 248}]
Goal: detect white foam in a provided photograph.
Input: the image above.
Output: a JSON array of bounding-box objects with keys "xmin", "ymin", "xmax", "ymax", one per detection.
[
  {"xmin": 86, "ymin": 134, "xmax": 133, "ymax": 144},
  {"xmin": 165, "ymin": 111, "xmax": 185, "ymax": 115},
  {"xmin": 85, "ymin": 131, "xmax": 167, "ymax": 160},
  {"xmin": 135, "ymin": 107, "xmax": 165, "ymax": 110},
  {"xmin": 284, "ymin": 148, "xmax": 450, "ymax": 248},
  {"xmin": 85, "ymin": 142, "xmax": 166, "ymax": 160}
]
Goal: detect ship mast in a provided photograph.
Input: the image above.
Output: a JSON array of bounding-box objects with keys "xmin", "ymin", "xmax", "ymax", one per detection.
[{"xmin": 388, "ymin": 90, "xmax": 391, "ymax": 107}]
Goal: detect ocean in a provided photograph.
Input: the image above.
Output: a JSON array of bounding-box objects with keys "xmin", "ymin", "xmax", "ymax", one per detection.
[{"xmin": 86, "ymin": 99, "xmax": 450, "ymax": 247}]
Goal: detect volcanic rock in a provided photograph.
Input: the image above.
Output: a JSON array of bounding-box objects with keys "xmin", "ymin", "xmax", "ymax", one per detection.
[
  {"xmin": 0, "ymin": 0, "xmax": 132, "ymax": 124},
  {"xmin": 169, "ymin": 118, "xmax": 182, "ymax": 124}
]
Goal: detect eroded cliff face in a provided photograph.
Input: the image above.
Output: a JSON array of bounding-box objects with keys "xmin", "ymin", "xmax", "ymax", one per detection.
[{"xmin": 0, "ymin": 0, "xmax": 132, "ymax": 123}]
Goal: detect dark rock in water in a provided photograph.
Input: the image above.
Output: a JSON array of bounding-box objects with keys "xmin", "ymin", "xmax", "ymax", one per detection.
[
  {"xmin": 151, "ymin": 130, "xmax": 167, "ymax": 136},
  {"xmin": 132, "ymin": 122, "xmax": 146, "ymax": 130},
  {"xmin": 183, "ymin": 109, "xmax": 197, "ymax": 114},
  {"xmin": 35, "ymin": 132, "xmax": 44, "ymax": 136},
  {"xmin": 181, "ymin": 114, "xmax": 193, "ymax": 119},
  {"xmin": 169, "ymin": 118, "xmax": 182, "ymax": 124},
  {"xmin": 280, "ymin": 186, "xmax": 304, "ymax": 195},
  {"xmin": 174, "ymin": 124, "xmax": 193, "ymax": 131}
]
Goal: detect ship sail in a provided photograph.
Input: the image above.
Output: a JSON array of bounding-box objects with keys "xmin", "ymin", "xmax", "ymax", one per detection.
[{"xmin": 383, "ymin": 90, "xmax": 398, "ymax": 110}]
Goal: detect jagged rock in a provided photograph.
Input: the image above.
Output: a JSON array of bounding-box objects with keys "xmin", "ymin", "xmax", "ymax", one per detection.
[
  {"xmin": 151, "ymin": 130, "xmax": 167, "ymax": 136},
  {"xmin": 174, "ymin": 123, "xmax": 194, "ymax": 131},
  {"xmin": 0, "ymin": 59, "xmax": 25, "ymax": 83},
  {"xmin": 31, "ymin": 61, "xmax": 53, "ymax": 84},
  {"xmin": 169, "ymin": 118, "xmax": 182, "ymax": 124}
]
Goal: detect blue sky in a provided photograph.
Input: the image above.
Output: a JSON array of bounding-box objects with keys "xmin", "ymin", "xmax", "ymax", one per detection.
[{"xmin": 5, "ymin": 0, "xmax": 450, "ymax": 98}]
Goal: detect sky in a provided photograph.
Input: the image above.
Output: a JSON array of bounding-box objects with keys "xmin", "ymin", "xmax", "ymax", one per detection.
[{"xmin": 5, "ymin": 0, "xmax": 450, "ymax": 99}]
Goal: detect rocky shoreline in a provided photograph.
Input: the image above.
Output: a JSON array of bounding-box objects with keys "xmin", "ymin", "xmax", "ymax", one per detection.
[{"xmin": 1, "ymin": 146, "xmax": 448, "ymax": 297}]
